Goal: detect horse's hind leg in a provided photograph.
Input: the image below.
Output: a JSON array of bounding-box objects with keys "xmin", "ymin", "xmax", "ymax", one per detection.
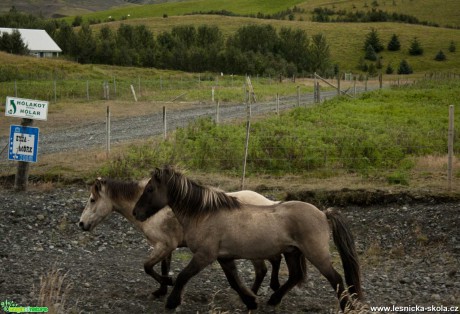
[
  {"xmin": 310, "ymin": 258, "xmax": 348, "ymax": 311},
  {"xmin": 249, "ymin": 259, "xmax": 267, "ymax": 294},
  {"xmin": 218, "ymin": 258, "xmax": 258, "ymax": 310},
  {"xmin": 268, "ymin": 254, "xmax": 282, "ymax": 291},
  {"xmin": 267, "ymin": 248, "xmax": 305, "ymax": 306}
]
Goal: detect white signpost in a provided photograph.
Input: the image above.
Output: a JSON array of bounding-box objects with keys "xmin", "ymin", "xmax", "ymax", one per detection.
[
  {"xmin": 5, "ymin": 96, "xmax": 47, "ymax": 191},
  {"xmin": 5, "ymin": 96, "xmax": 48, "ymax": 121}
]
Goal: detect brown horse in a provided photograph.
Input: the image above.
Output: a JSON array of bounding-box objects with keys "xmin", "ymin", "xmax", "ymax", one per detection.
[
  {"xmin": 79, "ymin": 177, "xmax": 283, "ymax": 297},
  {"xmin": 133, "ymin": 166, "xmax": 362, "ymax": 311}
]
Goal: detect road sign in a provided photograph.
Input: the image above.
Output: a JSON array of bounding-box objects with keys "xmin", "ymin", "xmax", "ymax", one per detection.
[
  {"xmin": 8, "ymin": 125, "xmax": 39, "ymax": 163},
  {"xmin": 5, "ymin": 96, "xmax": 48, "ymax": 121}
]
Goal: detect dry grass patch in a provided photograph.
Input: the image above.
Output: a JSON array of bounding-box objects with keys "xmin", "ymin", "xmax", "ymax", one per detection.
[{"xmin": 34, "ymin": 267, "xmax": 74, "ymax": 314}]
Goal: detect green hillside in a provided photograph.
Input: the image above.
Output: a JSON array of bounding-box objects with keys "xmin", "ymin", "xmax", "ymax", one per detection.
[{"xmin": 88, "ymin": 15, "xmax": 460, "ymax": 74}]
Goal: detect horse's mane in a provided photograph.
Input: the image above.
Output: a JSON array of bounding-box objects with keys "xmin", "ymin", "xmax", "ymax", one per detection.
[
  {"xmin": 155, "ymin": 166, "xmax": 241, "ymax": 220},
  {"xmin": 93, "ymin": 178, "xmax": 145, "ymax": 203}
]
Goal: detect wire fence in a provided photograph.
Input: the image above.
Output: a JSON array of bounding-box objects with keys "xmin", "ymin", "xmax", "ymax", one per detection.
[{"xmin": 0, "ymin": 74, "xmax": 457, "ymax": 190}]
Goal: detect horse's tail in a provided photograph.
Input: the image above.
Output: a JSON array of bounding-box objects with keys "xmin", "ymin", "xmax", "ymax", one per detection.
[{"xmin": 325, "ymin": 207, "xmax": 363, "ymax": 299}]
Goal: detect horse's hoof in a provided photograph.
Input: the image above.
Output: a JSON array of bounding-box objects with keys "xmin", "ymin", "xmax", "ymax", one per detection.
[
  {"xmin": 242, "ymin": 296, "xmax": 258, "ymax": 310},
  {"xmin": 267, "ymin": 294, "xmax": 282, "ymax": 306},
  {"xmin": 165, "ymin": 297, "xmax": 181, "ymax": 309},
  {"xmin": 152, "ymin": 286, "xmax": 168, "ymax": 298}
]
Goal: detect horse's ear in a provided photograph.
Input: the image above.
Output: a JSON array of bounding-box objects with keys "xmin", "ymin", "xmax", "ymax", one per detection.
[
  {"xmin": 152, "ymin": 168, "xmax": 161, "ymax": 180},
  {"xmin": 95, "ymin": 177, "xmax": 104, "ymax": 193}
]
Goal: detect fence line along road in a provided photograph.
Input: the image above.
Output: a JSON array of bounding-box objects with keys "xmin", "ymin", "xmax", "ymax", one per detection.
[{"xmin": 0, "ymin": 86, "xmax": 378, "ymax": 157}]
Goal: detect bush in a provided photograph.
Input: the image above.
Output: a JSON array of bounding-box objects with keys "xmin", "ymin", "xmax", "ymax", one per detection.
[{"xmin": 448, "ymin": 41, "xmax": 456, "ymax": 53}]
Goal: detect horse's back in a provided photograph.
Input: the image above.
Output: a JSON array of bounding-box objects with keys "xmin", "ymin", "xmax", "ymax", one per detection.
[{"xmin": 227, "ymin": 190, "xmax": 278, "ymax": 206}]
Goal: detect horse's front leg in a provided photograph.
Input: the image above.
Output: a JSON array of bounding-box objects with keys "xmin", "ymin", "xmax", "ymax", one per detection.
[
  {"xmin": 166, "ymin": 251, "xmax": 214, "ymax": 309},
  {"xmin": 144, "ymin": 244, "xmax": 175, "ymax": 297},
  {"xmin": 218, "ymin": 258, "xmax": 258, "ymax": 310}
]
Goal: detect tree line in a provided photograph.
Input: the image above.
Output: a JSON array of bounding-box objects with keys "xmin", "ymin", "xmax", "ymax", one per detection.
[
  {"xmin": 0, "ymin": 7, "xmax": 333, "ymax": 77},
  {"xmin": 54, "ymin": 23, "xmax": 331, "ymax": 77}
]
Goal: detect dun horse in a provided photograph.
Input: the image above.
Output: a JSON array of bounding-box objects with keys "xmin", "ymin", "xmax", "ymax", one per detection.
[
  {"xmin": 133, "ymin": 166, "xmax": 362, "ymax": 311},
  {"xmin": 79, "ymin": 177, "xmax": 283, "ymax": 296}
]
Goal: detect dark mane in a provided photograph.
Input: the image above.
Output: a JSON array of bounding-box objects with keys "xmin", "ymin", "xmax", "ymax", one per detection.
[
  {"xmin": 156, "ymin": 167, "xmax": 241, "ymax": 220},
  {"xmin": 98, "ymin": 178, "xmax": 143, "ymax": 202}
]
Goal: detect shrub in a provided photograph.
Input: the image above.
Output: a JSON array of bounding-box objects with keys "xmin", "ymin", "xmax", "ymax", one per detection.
[{"xmin": 448, "ymin": 41, "xmax": 456, "ymax": 53}]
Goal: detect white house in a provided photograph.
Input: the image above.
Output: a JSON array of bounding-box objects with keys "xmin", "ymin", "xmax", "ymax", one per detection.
[{"xmin": 0, "ymin": 27, "xmax": 62, "ymax": 58}]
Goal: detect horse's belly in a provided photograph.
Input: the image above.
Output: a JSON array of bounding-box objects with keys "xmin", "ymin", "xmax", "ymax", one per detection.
[{"xmin": 216, "ymin": 214, "xmax": 293, "ymax": 259}]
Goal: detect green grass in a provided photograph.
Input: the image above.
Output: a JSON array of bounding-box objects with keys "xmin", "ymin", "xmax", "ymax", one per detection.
[
  {"xmin": 297, "ymin": 0, "xmax": 460, "ymax": 28},
  {"xmin": 99, "ymin": 79, "xmax": 460, "ymax": 183},
  {"xmin": 65, "ymin": 0, "xmax": 305, "ymax": 23}
]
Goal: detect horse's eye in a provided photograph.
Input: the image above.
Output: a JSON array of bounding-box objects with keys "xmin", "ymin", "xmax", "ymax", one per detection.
[
  {"xmin": 147, "ymin": 186, "xmax": 153, "ymax": 193},
  {"xmin": 90, "ymin": 198, "xmax": 96, "ymax": 203}
]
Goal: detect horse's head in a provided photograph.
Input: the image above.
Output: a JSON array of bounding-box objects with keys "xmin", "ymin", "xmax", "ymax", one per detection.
[
  {"xmin": 133, "ymin": 169, "xmax": 169, "ymax": 221},
  {"xmin": 79, "ymin": 178, "xmax": 114, "ymax": 231}
]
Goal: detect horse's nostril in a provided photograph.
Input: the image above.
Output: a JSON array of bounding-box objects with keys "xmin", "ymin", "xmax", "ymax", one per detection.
[
  {"xmin": 133, "ymin": 211, "xmax": 137, "ymax": 217},
  {"xmin": 78, "ymin": 221, "xmax": 84, "ymax": 228}
]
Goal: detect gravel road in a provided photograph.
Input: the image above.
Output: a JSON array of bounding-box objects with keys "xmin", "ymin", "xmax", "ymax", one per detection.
[{"xmin": 0, "ymin": 87, "xmax": 372, "ymax": 157}]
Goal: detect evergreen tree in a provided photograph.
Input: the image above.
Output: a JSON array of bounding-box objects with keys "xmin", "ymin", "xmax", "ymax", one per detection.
[
  {"xmin": 363, "ymin": 28, "xmax": 384, "ymax": 53},
  {"xmin": 434, "ymin": 50, "xmax": 446, "ymax": 61},
  {"xmin": 365, "ymin": 44, "xmax": 377, "ymax": 61},
  {"xmin": 10, "ymin": 29, "xmax": 28, "ymax": 54},
  {"xmin": 0, "ymin": 30, "xmax": 28, "ymax": 55},
  {"xmin": 308, "ymin": 33, "xmax": 331, "ymax": 74},
  {"xmin": 448, "ymin": 41, "xmax": 456, "ymax": 53},
  {"xmin": 408, "ymin": 37, "xmax": 423, "ymax": 55},
  {"xmin": 397, "ymin": 59, "xmax": 413, "ymax": 74},
  {"xmin": 385, "ymin": 63, "xmax": 394, "ymax": 74},
  {"xmin": 387, "ymin": 34, "xmax": 401, "ymax": 51}
]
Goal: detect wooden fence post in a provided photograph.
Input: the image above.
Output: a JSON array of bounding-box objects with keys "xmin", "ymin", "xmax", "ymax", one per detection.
[
  {"xmin": 337, "ymin": 73, "xmax": 341, "ymax": 96},
  {"xmin": 216, "ymin": 101, "xmax": 220, "ymax": 124},
  {"xmin": 106, "ymin": 106, "xmax": 110, "ymax": 158},
  {"xmin": 14, "ymin": 118, "xmax": 33, "ymax": 192},
  {"xmin": 130, "ymin": 85, "xmax": 137, "ymax": 102},
  {"xmin": 276, "ymin": 93, "xmax": 280, "ymax": 115},
  {"xmin": 86, "ymin": 80, "xmax": 90, "ymax": 101},
  {"xmin": 448, "ymin": 105, "xmax": 454, "ymax": 190},
  {"xmin": 241, "ymin": 103, "xmax": 251, "ymax": 190},
  {"xmin": 163, "ymin": 106, "xmax": 167, "ymax": 139},
  {"xmin": 297, "ymin": 86, "xmax": 300, "ymax": 107}
]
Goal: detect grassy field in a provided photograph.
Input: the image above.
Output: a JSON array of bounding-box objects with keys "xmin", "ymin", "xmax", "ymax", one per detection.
[
  {"xmin": 65, "ymin": 0, "xmax": 306, "ymax": 23},
  {"xmin": 297, "ymin": 0, "xmax": 460, "ymax": 28},
  {"xmin": 97, "ymin": 78, "xmax": 459, "ymax": 190}
]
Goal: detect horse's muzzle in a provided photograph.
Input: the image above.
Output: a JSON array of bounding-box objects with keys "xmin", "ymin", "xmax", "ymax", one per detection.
[{"xmin": 79, "ymin": 221, "xmax": 91, "ymax": 231}]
